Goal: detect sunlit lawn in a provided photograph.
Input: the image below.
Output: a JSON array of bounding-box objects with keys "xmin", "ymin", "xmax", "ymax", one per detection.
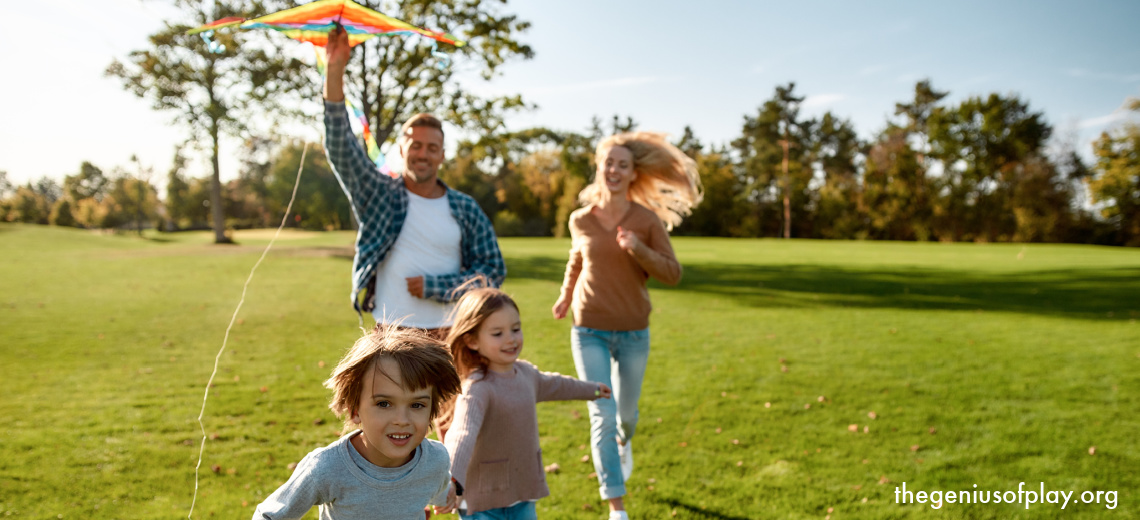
[{"xmin": 1, "ymin": 224, "xmax": 1137, "ymax": 519}]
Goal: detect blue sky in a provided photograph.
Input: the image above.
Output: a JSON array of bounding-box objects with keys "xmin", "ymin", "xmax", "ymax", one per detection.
[{"xmin": 3, "ymin": 0, "xmax": 1138, "ymax": 187}]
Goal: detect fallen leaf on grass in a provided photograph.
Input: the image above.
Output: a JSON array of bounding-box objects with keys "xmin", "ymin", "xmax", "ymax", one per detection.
[
  {"xmin": 868, "ymin": 411, "xmax": 877, "ymax": 419},
  {"xmin": 804, "ymin": 403, "xmax": 811, "ymax": 410},
  {"xmin": 732, "ymin": 439, "xmax": 740, "ymax": 445},
  {"xmin": 580, "ymin": 455, "xmax": 590, "ymax": 463},
  {"xmin": 287, "ymin": 462, "xmax": 297, "ymax": 471},
  {"xmin": 679, "ymin": 442, "xmax": 688, "ymax": 447},
  {"xmin": 1088, "ymin": 446, "xmax": 1096, "ymax": 455},
  {"xmin": 862, "ymin": 497, "xmax": 868, "ymax": 503},
  {"xmin": 571, "ymin": 410, "xmax": 582, "ymax": 420},
  {"xmin": 715, "ymin": 428, "xmax": 722, "ymax": 434},
  {"xmin": 818, "ymin": 396, "xmax": 825, "ymax": 402},
  {"xmin": 863, "ymin": 426, "xmax": 869, "ymax": 434},
  {"xmin": 587, "ymin": 472, "xmax": 597, "ymax": 479},
  {"xmin": 313, "ymin": 418, "xmax": 324, "ymax": 426},
  {"xmin": 544, "ymin": 463, "xmax": 560, "ymax": 473},
  {"xmin": 848, "ymin": 424, "xmax": 858, "ymax": 432},
  {"xmin": 211, "ymin": 464, "xmax": 221, "ymax": 474},
  {"xmin": 736, "ymin": 461, "xmax": 743, "ymax": 467},
  {"xmin": 318, "ymin": 361, "xmax": 326, "ymax": 368},
  {"xmin": 879, "ymin": 476, "xmax": 890, "ymax": 484},
  {"xmin": 226, "ymin": 468, "xmax": 237, "ymax": 475},
  {"xmin": 780, "ymin": 365, "xmax": 789, "ymax": 373},
  {"xmin": 259, "ymin": 386, "xmax": 268, "ymax": 393},
  {"xmin": 910, "ymin": 445, "xmax": 920, "ymax": 452},
  {"xmin": 765, "ymin": 402, "xmax": 771, "ymax": 408}
]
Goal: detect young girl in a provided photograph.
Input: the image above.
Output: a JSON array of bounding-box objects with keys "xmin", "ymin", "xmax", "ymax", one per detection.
[
  {"xmin": 253, "ymin": 324, "xmax": 462, "ymax": 519},
  {"xmin": 435, "ymin": 288, "xmax": 612, "ymax": 519}
]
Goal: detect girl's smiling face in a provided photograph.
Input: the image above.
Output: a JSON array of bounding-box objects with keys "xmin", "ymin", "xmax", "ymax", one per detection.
[
  {"xmin": 469, "ymin": 305, "xmax": 523, "ymax": 373},
  {"xmin": 350, "ymin": 357, "xmax": 433, "ymax": 468}
]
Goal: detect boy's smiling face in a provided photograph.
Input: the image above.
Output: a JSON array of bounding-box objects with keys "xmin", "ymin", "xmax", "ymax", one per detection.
[{"xmin": 350, "ymin": 357, "xmax": 433, "ymax": 468}]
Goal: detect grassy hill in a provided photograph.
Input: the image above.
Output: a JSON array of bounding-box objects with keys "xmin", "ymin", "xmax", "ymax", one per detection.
[{"xmin": 1, "ymin": 224, "xmax": 1136, "ymax": 519}]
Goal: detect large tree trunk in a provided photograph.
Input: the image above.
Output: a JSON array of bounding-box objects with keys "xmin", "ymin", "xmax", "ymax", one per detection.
[{"xmin": 209, "ymin": 122, "xmax": 230, "ymax": 244}]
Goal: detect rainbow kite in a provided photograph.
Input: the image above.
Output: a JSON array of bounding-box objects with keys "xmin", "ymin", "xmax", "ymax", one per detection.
[
  {"xmin": 188, "ymin": 0, "xmax": 459, "ymax": 173},
  {"xmin": 187, "ymin": 0, "xmax": 466, "ymax": 49}
]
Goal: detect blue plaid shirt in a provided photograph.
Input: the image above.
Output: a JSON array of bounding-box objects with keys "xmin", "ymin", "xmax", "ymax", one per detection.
[{"xmin": 323, "ymin": 100, "xmax": 505, "ymax": 315}]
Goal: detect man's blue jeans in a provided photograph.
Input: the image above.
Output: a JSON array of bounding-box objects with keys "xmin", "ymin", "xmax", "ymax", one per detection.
[{"xmin": 570, "ymin": 326, "xmax": 650, "ymax": 500}]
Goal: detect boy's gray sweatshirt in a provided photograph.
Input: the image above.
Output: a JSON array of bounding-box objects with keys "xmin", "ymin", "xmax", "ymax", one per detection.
[{"xmin": 253, "ymin": 430, "xmax": 450, "ymax": 520}]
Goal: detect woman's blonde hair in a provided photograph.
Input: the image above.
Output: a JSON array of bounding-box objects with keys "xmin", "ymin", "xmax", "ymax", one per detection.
[
  {"xmin": 324, "ymin": 323, "xmax": 461, "ymax": 432},
  {"xmin": 579, "ymin": 132, "xmax": 703, "ymax": 230},
  {"xmin": 434, "ymin": 287, "xmax": 520, "ymax": 437}
]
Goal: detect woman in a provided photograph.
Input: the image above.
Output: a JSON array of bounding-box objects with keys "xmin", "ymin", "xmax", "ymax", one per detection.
[{"xmin": 552, "ymin": 132, "xmax": 701, "ymax": 520}]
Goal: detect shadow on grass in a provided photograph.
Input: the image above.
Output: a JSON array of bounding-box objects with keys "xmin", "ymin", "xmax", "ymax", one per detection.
[
  {"xmin": 654, "ymin": 497, "xmax": 753, "ymax": 520},
  {"xmin": 504, "ymin": 254, "xmax": 1140, "ymax": 319}
]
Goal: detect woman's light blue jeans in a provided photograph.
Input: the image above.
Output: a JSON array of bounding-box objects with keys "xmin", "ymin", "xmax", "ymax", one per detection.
[
  {"xmin": 459, "ymin": 500, "xmax": 536, "ymax": 520},
  {"xmin": 570, "ymin": 325, "xmax": 650, "ymax": 500}
]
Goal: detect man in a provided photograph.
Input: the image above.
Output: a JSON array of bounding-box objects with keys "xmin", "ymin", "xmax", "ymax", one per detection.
[{"xmin": 323, "ymin": 27, "xmax": 505, "ymax": 332}]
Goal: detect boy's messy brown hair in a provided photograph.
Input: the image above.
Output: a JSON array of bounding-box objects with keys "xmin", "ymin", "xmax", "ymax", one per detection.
[{"xmin": 324, "ymin": 323, "xmax": 461, "ymax": 431}]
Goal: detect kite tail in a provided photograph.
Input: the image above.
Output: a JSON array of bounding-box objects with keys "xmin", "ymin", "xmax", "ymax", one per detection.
[{"xmin": 314, "ymin": 47, "xmax": 391, "ymax": 176}]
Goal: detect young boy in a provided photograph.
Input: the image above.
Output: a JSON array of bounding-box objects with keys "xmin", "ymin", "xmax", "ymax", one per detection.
[{"xmin": 253, "ymin": 324, "xmax": 462, "ymax": 519}]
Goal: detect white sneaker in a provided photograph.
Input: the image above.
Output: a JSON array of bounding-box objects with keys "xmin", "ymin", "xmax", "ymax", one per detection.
[
  {"xmin": 608, "ymin": 510, "xmax": 629, "ymax": 520},
  {"xmin": 618, "ymin": 438, "xmax": 633, "ymax": 481}
]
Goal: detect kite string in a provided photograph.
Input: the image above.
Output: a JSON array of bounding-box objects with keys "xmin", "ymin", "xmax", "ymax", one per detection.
[{"xmin": 188, "ymin": 142, "xmax": 309, "ymax": 519}]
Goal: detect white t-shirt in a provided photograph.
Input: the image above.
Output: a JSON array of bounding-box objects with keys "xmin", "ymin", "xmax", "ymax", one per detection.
[{"xmin": 372, "ymin": 191, "xmax": 462, "ymax": 328}]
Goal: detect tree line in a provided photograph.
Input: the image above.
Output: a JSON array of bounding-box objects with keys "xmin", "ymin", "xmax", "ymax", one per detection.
[
  {"xmin": 4, "ymin": 82, "xmax": 1137, "ymax": 246},
  {"xmin": 2, "ymin": 0, "xmax": 1137, "ymax": 246}
]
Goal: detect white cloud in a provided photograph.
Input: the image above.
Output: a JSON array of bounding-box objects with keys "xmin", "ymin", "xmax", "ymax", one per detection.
[
  {"xmin": 802, "ymin": 93, "xmax": 847, "ymax": 109},
  {"xmin": 859, "ymin": 65, "xmax": 888, "ymax": 76},
  {"xmin": 1078, "ymin": 112, "xmax": 1127, "ymax": 129},
  {"xmin": 1063, "ymin": 68, "xmax": 1140, "ymax": 83},
  {"xmin": 523, "ymin": 76, "xmax": 677, "ymax": 95}
]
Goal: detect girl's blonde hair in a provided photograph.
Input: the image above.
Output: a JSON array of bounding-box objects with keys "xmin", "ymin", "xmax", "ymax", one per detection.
[
  {"xmin": 578, "ymin": 132, "xmax": 703, "ymax": 230},
  {"xmin": 434, "ymin": 287, "xmax": 520, "ymax": 437},
  {"xmin": 324, "ymin": 323, "xmax": 461, "ymax": 432}
]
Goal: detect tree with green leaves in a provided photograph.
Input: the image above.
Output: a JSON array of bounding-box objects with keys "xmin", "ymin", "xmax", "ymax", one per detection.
[
  {"xmin": 809, "ymin": 112, "xmax": 863, "ymax": 239},
  {"xmin": 63, "ymin": 162, "xmax": 109, "ymax": 205},
  {"xmin": 862, "ymin": 80, "xmax": 948, "ymax": 240},
  {"xmin": 734, "ymin": 83, "xmax": 811, "ymax": 237},
  {"xmin": 166, "ymin": 146, "xmax": 193, "ymax": 230},
  {"xmin": 928, "ymin": 93, "xmax": 1052, "ymax": 241},
  {"xmin": 1088, "ymin": 98, "xmax": 1140, "ymax": 246},
  {"xmin": 49, "ymin": 199, "xmax": 77, "ymax": 227},
  {"xmin": 107, "ymin": 0, "xmax": 310, "ymax": 243}
]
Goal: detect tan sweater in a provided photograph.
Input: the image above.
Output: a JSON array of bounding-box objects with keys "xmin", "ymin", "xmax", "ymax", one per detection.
[
  {"xmin": 559, "ymin": 203, "xmax": 681, "ymax": 331},
  {"xmin": 444, "ymin": 360, "xmax": 598, "ymax": 513}
]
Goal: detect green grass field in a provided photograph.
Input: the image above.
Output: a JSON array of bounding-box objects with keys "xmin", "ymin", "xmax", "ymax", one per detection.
[{"xmin": 1, "ymin": 224, "xmax": 1137, "ymax": 519}]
